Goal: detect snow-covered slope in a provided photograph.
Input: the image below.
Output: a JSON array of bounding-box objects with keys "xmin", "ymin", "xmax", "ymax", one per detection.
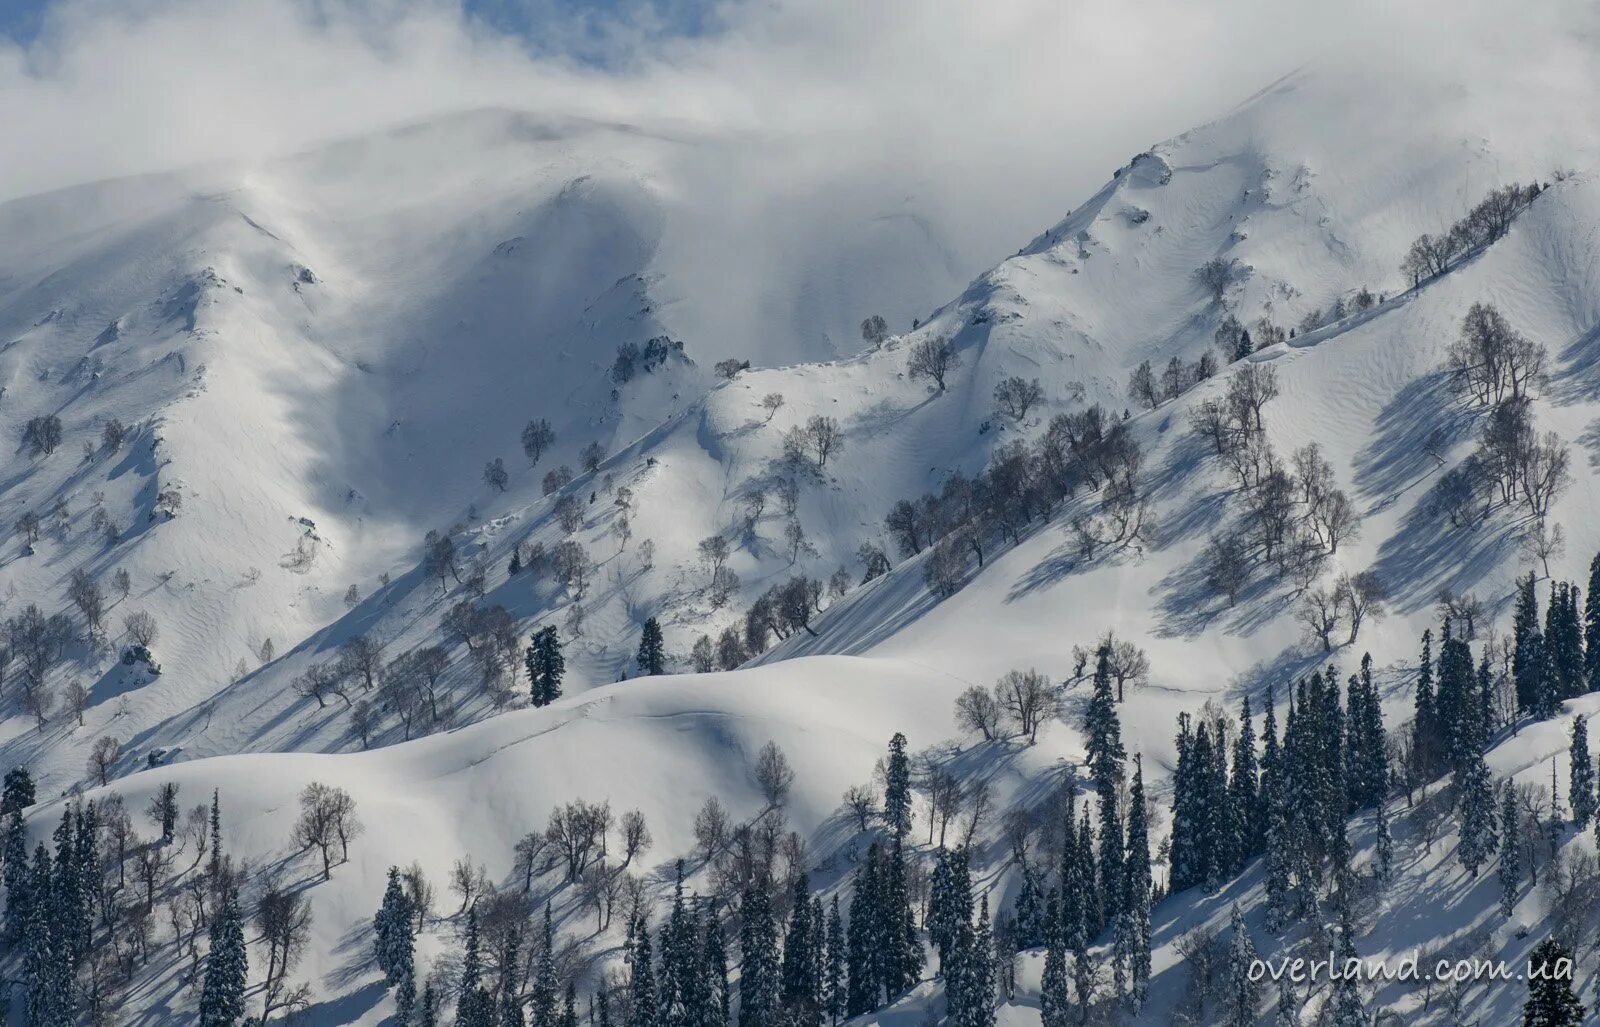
[{"xmin": 4, "ymin": 26, "xmax": 1600, "ymax": 1027}]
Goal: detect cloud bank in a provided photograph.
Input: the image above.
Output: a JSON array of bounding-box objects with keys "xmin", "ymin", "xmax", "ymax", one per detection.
[{"xmin": 1, "ymin": 0, "xmax": 1591, "ymax": 358}]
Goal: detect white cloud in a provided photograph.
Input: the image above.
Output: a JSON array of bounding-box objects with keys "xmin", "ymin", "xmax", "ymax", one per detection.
[{"xmin": 1, "ymin": 0, "xmax": 1591, "ymax": 358}]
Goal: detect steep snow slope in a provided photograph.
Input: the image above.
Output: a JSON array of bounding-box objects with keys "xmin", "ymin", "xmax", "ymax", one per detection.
[
  {"xmin": 3, "ymin": 28, "xmax": 1600, "ymax": 1027},
  {"xmin": 0, "ymin": 109, "xmax": 977, "ymax": 795}
]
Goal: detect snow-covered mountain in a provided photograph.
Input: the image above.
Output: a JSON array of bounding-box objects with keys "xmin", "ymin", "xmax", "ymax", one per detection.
[{"xmin": 3, "ymin": 22, "xmax": 1600, "ymax": 1027}]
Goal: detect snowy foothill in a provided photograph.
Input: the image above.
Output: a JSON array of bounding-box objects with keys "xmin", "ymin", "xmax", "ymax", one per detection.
[{"xmin": 1, "ymin": 13, "xmax": 1600, "ymax": 1027}]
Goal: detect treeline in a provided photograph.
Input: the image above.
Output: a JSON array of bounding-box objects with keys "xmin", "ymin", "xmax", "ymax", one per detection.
[{"xmin": 1401, "ymin": 182, "xmax": 1543, "ymax": 287}]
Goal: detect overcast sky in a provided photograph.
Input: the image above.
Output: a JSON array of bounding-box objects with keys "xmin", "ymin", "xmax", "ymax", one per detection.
[{"xmin": 0, "ymin": 0, "xmax": 1463, "ymax": 205}]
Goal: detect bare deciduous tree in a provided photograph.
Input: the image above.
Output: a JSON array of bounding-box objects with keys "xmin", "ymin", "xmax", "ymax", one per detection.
[{"xmin": 907, "ymin": 336, "xmax": 960, "ymax": 391}]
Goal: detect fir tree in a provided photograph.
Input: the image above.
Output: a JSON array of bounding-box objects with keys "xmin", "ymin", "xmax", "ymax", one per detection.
[
  {"xmin": 737, "ymin": 881, "xmax": 779, "ymax": 1026},
  {"xmin": 658, "ymin": 866, "xmax": 697, "ymax": 1024},
  {"xmin": 1585, "ymin": 551, "xmax": 1600, "ymax": 690},
  {"xmin": 631, "ymin": 918, "xmax": 660, "ymax": 1027},
  {"xmin": 1412, "ymin": 629, "xmax": 1440, "ymax": 779},
  {"xmin": 563, "ymin": 983, "xmax": 581, "ymax": 1027},
  {"xmin": 1457, "ymin": 722, "xmax": 1498, "ymax": 877},
  {"xmin": 883, "ymin": 734, "xmax": 913, "ymax": 839},
  {"xmin": 823, "ymin": 896, "xmax": 846, "ymax": 1025},
  {"xmin": 2, "ymin": 809, "xmax": 28, "ymax": 942},
  {"xmin": 845, "ymin": 845, "xmax": 880, "ymax": 1015},
  {"xmin": 879, "ymin": 838, "xmax": 924, "ymax": 996},
  {"xmin": 703, "ymin": 909, "xmax": 731, "ymax": 1027},
  {"xmin": 1230, "ymin": 695, "xmax": 1262, "ymax": 858},
  {"xmin": 1329, "ymin": 903, "xmax": 1364, "ymax": 1027},
  {"xmin": 199, "ymin": 885, "xmax": 249, "ymax": 1027},
  {"xmin": 1122, "ymin": 755, "xmax": 1153, "ymax": 1011},
  {"xmin": 1011, "ymin": 858, "xmax": 1046, "ymax": 950},
  {"xmin": 1523, "ymin": 938, "xmax": 1584, "ymax": 1026},
  {"xmin": 1372, "ymin": 797, "xmax": 1393, "ymax": 884},
  {"xmin": 1514, "ymin": 573, "xmax": 1550, "ymax": 717},
  {"xmin": 24, "ymin": 842, "xmax": 70, "ymax": 1027},
  {"xmin": 500, "ymin": 926, "xmax": 526, "ymax": 1027},
  {"xmin": 525, "ymin": 626, "xmax": 566, "ymax": 707},
  {"xmin": 1225, "ymin": 903, "xmax": 1261, "ymax": 1027},
  {"xmin": 375, "ymin": 866, "xmax": 415, "ymax": 985},
  {"xmin": 532, "ymin": 904, "xmax": 559, "ymax": 1027},
  {"xmin": 458, "ymin": 906, "xmax": 496, "ymax": 1027},
  {"xmin": 1084, "ymin": 646, "xmax": 1126, "ymax": 921},
  {"xmin": 637, "ymin": 618, "xmax": 667, "ymax": 676},
  {"xmin": 928, "ymin": 847, "xmax": 972, "ymax": 974},
  {"xmin": 1273, "ymin": 975, "xmax": 1298, "ymax": 1027},
  {"xmin": 1569, "ymin": 715, "xmax": 1596, "ymax": 826},
  {"xmin": 396, "ymin": 965, "xmax": 418, "ymax": 1027},
  {"xmin": 1, "ymin": 766, "xmax": 35, "ymax": 815},
  {"xmin": 1039, "ymin": 892, "xmax": 1070, "ymax": 1027},
  {"xmin": 1169, "ymin": 714, "xmax": 1200, "ymax": 893},
  {"xmin": 420, "ymin": 982, "xmax": 440, "ymax": 1027},
  {"xmin": 1070, "ymin": 807, "xmax": 1096, "ymax": 1010},
  {"xmin": 1499, "ymin": 788, "xmax": 1521, "ymax": 917},
  {"xmin": 779, "ymin": 872, "xmax": 821, "ymax": 1023}
]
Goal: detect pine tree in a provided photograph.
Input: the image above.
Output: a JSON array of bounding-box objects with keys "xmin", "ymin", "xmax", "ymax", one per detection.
[
  {"xmin": 375, "ymin": 865, "xmax": 414, "ymax": 984},
  {"xmin": 1372, "ymin": 797, "xmax": 1393, "ymax": 884},
  {"xmin": 1586, "ymin": 551, "xmax": 1600, "ymax": 690},
  {"xmin": 561, "ymin": 984, "xmax": 579, "ymax": 1027},
  {"xmin": 1230, "ymin": 695, "xmax": 1262, "ymax": 858},
  {"xmin": 967, "ymin": 895, "xmax": 995, "ymax": 1027},
  {"xmin": 1544, "ymin": 582, "xmax": 1586, "ymax": 701},
  {"xmin": 879, "ymin": 838, "xmax": 924, "ymax": 997},
  {"xmin": 1329, "ymin": 903, "xmax": 1364, "ymax": 1027},
  {"xmin": 198, "ymin": 883, "xmax": 249, "ymax": 1027},
  {"xmin": 1457, "ymin": 711, "xmax": 1499, "ymax": 877},
  {"xmin": 500, "ymin": 926, "xmax": 526, "ymax": 1027},
  {"xmin": 703, "ymin": 909, "xmax": 731, "ymax": 1027},
  {"xmin": 823, "ymin": 897, "xmax": 846, "ymax": 1026},
  {"xmin": 1169, "ymin": 714, "xmax": 1200, "ymax": 893},
  {"xmin": 1514, "ymin": 573, "xmax": 1549, "ymax": 717},
  {"xmin": 1346, "ymin": 655, "xmax": 1388, "ymax": 810},
  {"xmin": 779, "ymin": 872, "xmax": 821, "ymax": 1023},
  {"xmin": 1412, "ymin": 629, "xmax": 1440, "ymax": 779},
  {"xmin": 1499, "ymin": 788, "xmax": 1521, "ymax": 916},
  {"xmin": 737, "ymin": 881, "xmax": 779, "ymax": 1026},
  {"xmin": 1273, "ymin": 974, "xmax": 1298, "ymax": 1027},
  {"xmin": 1084, "ymin": 646, "xmax": 1126, "ymax": 923},
  {"xmin": 2, "ymin": 809, "xmax": 28, "ymax": 942},
  {"xmin": 1070, "ymin": 806, "xmax": 1096, "ymax": 1011},
  {"xmin": 1039, "ymin": 892, "xmax": 1070, "ymax": 1027},
  {"xmin": 631, "ymin": 918, "xmax": 660, "ymax": 1027},
  {"xmin": 1437, "ymin": 623, "xmax": 1476, "ymax": 771},
  {"xmin": 637, "ymin": 618, "xmax": 667, "ymax": 676},
  {"xmin": 1123, "ymin": 755, "xmax": 1154, "ymax": 1011},
  {"xmin": 530, "ymin": 904, "xmax": 558, "ymax": 1026},
  {"xmin": 24, "ymin": 842, "xmax": 69, "ymax": 1027},
  {"xmin": 1011, "ymin": 858, "xmax": 1045, "ymax": 950},
  {"xmin": 1523, "ymin": 938, "xmax": 1584, "ymax": 1026},
  {"xmin": 420, "ymin": 982, "xmax": 440, "ymax": 1027},
  {"xmin": 458, "ymin": 906, "xmax": 495, "ymax": 1027},
  {"xmin": 845, "ymin": 845, "xmax": 880, "ymax": 1015},
  {"xmin": 1569, "ymin": 716, "xmax": 1596, "ymax": 826},
  {"xmin": 525, "ymin": 626, "xmax": 566, "ymax": 707},
  {"xmin": 928, "ymin": 847, "xmax": 972, "ymax": 974},
  {"xmin": 396, "ymin": 964, "xmax": 418, "ymax": 1026},
  {"xmin": 659, "ymin": 865, "xmax": 697, "ymax": 1025},
  {"xmin": 1, "ymin": 766, "xmax": 34, "ymax": 815},
  {"xmin": 509, "ymin": 547, "xmax": 522, "ymax": 576},
  {"xmin": 1225, "ymin": 904, "xmax": 1261, "ymax": 1027},
  {"xmin": 883, "ymin": 734, "xmax": 913, "ymax": 839}
]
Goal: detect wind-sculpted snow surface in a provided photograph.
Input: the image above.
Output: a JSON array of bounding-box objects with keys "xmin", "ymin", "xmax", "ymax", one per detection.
[{"xmin": 2, "ymin": 40, "xmax": 1600, "ymax": 1027}]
